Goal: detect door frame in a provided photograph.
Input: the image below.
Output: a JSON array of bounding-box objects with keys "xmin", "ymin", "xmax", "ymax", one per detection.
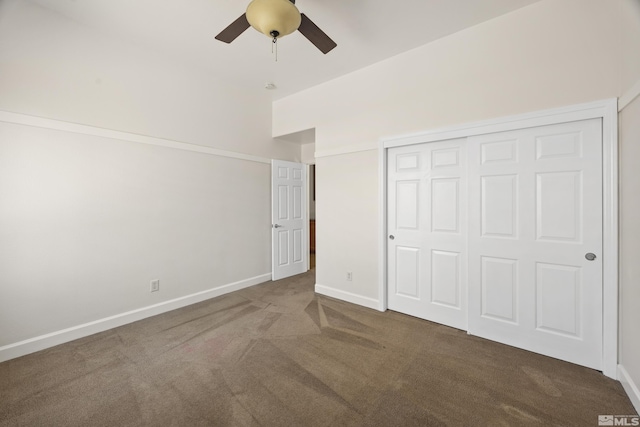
[
  {"xmin": 307, "ymin": 163, "xmax": 316, "ymax": 269},
  {"xmin": 378, "ymin": 98, "xmax": 618, "ymax": 378}
]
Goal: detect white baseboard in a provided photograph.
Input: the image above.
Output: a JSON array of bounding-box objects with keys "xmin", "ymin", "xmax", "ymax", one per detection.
[
  {"xmin": 0, "ymin": 273, "xmax": 271, "ymax": 363},
  {"xmin": 618, "ymin": 364, "xmax": 640, "ymax": 415},
  {"xmin": 315, "ymin": 283, "xmax": 380, "ymax": 311}
]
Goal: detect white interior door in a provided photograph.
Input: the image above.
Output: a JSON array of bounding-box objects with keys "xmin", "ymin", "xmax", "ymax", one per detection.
[
  {"xmin": 467, "ymin": 119, "xmax": 603, "ymax": 370},
  {"xmin": 272, "ymin": 160, "xmax": 307, "ymax": 280},
  {"xmin": 387, "ymin": 139, "xmax": 467, "ymax": 330}
]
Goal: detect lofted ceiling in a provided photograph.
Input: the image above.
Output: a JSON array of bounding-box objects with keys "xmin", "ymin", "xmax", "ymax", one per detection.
[{"xmin": 26, "ymin": 0, "xmax": 541, "ymax": 100}]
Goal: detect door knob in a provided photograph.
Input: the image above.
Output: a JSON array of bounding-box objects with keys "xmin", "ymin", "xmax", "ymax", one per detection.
[
  {"xmin": 389, "ymin": 235, "xmax": 395, "ymax": 240},
  {"xmin": 273, "ymin": 224, "xmax": 283, "ymax": 228},
  {"xmin": 585, "ymin": 253, "xmax": 596, "ymax": 261}
]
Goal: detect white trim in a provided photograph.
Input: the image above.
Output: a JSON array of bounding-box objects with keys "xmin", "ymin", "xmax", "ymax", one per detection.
[
  {"xmin": 381, "ymin": 99, "xmax": 617, "ymax": 150},
  {"xmin": 0, "ymin": 273, "xmax": 271, "ymax": 363},
  {"xmin": 315, "ymin": 142, "xmax": 377, "ymax": 159},
  {"xmin": 619, "ymin": 80, "xmax": 640, "ymax": 111},
  {"xmin": 601, "ymin": 99, "xmax": 619, "ymax": 379},
  {"xmin": 0, "ymin": 110, "xmax": 271, "ymax": 164},
  {"xmin": 618, "ymin": 365, "xmax": 640, "ymax": 414},
  {"xmin": 315, "ymin": 283, "xmax": 381, "ymax": 311},
  {"xmin": 378, "ymin": 144, "xmax": 388, "ymax": 312},
  {"xmin": 379, "ymin": 98, "xmax": 619, "ymax": 379}
]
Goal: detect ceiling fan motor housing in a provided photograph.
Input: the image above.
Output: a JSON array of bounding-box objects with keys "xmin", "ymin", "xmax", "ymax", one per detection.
[{"xmin": 246, "ymin": 0, "xmax": 301, "ymax": 39}]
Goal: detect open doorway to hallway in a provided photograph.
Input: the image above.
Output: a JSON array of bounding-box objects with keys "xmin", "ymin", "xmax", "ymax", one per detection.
[{"xmin": 309, "ymin": 164, "xmax": 316, "ymax": 270}]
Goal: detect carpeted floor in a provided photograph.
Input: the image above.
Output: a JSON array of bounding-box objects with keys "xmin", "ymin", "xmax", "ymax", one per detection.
[{"xmin": 0, "ymin": 270, "xmax": 636, "ymax": 426}]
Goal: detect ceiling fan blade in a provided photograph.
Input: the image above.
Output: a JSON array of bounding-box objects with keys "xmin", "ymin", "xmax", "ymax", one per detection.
[
  {"xmin": 298, "ymin": 13, "xmax": 337, "ymax": 54},
  {"xmin": 215, "ymin": 13, "xmax": 250, "ymax": 43}
]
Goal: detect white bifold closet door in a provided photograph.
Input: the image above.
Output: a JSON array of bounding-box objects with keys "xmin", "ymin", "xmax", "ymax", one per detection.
[
  {"xmin": 387, "ymin": 138, "xmax": 468, "ymax": 330},
  {"xmin": 387, "ymin": 118, "xmax": 603, "ymax": 370},
  {"xmin": 467, "ymin": 118, "xmax": 603, "ymax": 370}
]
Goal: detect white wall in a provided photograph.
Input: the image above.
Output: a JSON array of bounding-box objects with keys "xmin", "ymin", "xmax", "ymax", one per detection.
[
  {"xmin": 274, "ymin": 0, "xmax": 624, "ymax": 299},
  {"xmin": 301, "ymin": 143, "xmax": 316, "ymax": 165},
  {"xmin": 273, "ymin": 0, "xmax": 640, "ymax": 398},
  {"xmin": 0, "ymin": 1, "xmax": 299, "ymax": 358},
  {"xmin": 314, "ymin": 150, "xmax": 379, "ymax": 306},
  {"xmin": 619, "ymin": 94, "xmax": 640, "ymax": 412},
  {"xmin": 0, "ymin": 0, "xmax": 297, "ymax": 160},
  {"xmin": 274, "ymin": 0, "xmax": 621, "ymax": 146},
  {"xmin": 619, "ymin": 0, "xmax": 640, "ymax": 412},
  {"xmin": 621, "ymin": 0, "xmax": 640, "ymax": 95},
  {"xmin": 0, "ymin": 120, "xmax": 272, "ymax": 346}
]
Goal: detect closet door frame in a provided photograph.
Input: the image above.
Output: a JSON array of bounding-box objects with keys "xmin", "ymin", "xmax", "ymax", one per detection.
[{"xmin": 378, "ymin": 98, "xmax": 618, "ymax": 379}]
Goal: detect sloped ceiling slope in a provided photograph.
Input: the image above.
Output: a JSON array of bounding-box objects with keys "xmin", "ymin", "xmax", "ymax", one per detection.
[{"xmin": 27, "ymin": 0, "xmax": 541, "ymax": 99}]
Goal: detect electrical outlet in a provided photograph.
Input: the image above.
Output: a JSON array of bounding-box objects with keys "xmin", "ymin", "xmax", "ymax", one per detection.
[
  {"xmin": 346, "ymin": 272, "xmax": 352, "ymax": 281},
  {"xmin": 150, "ymin": 279, "xmax": 160, "ymax": 292}
]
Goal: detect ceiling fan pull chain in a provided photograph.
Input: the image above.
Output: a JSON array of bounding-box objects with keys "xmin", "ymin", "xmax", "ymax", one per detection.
[
  {"xmin": 272, "ymin": 36, "xmax": 278, "ymax": 62},
  {"xmin": 269, "ymin": 30, "xmax": 279, "ymax": 62}
]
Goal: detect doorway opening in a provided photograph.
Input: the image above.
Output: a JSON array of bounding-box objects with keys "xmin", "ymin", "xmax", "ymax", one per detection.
[{"xmin": 309, "ymin": 164, "xmax": 316, "ymax": 270}]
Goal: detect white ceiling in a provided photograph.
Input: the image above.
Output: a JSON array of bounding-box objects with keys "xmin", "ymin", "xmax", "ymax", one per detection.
[{"xmin": 27, "ymin": 0, "xmax": 541, "ymax": 100}]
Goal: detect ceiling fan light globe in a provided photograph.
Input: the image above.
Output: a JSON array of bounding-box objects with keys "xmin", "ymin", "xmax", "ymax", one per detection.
[{"xmin": 246, "ymin": 0, "xmax": 301, "ymax": 38}]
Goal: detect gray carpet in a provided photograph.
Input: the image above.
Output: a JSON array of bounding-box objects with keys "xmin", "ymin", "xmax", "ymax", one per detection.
[{"xmin": 0, "ymin": 270, "xmax": 636, "ymax": 426}]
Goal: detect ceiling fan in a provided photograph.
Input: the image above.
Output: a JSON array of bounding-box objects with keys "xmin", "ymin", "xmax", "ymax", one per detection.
[{"xmin": 215, "ymin": 0, "xmax": 337, "ymax": 54}]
